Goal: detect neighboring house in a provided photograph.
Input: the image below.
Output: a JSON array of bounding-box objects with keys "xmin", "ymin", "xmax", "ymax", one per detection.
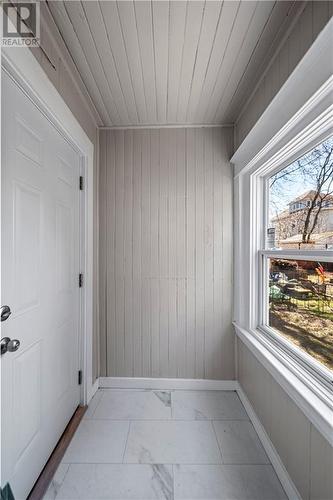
[{"xmin": 271, "ymin": 190, "xmax": 333, "ymax": 248}]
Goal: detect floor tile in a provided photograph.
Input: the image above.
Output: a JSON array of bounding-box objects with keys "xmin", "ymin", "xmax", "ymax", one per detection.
[
  {"xmin": 213, "ymin": 421, "xmax": 269, "ymax": 464},
  {"xmin": 43, "ymin": 464, "xmax": 69, "ymax": 500},
  {"xmin": 172, "ymin": 391, "xmax": 248, "ymax": 420},
  {"xmin": 174, "ymin": 464, "xmax": 287, "ymax": 500},
  {"xmin": 124, "ymin": 421, "xmax": 222, "ymax": 464},
  {"xmin": 92, "ymin": 390, "xmax": 172, "ymax": 420},
  {"xmin": 62, "ymin": 420, "xmax": 129, "ymax": 463},
  {"xmin": 55, "ymin": 464, "xmax": 173, "ymax": 500}
]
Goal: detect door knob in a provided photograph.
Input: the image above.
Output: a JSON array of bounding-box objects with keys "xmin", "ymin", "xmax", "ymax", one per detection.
[
  {"xmin": 7, "ymin": 339, "xmax": 20, "ymax": 352},
  {"xmin": 0, "ymin": 305, "xmax": 11, "ymax": 322},
  {"xmin": 0, "ymin": 337, "xmax": 20, "ymax": 355},
  {"xmin": 1, "ymin": 337, "xmax": 10, "ymax": 355}
]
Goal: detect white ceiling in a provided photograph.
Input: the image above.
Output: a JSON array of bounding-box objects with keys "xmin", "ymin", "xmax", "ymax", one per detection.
[{"xmin": 48, "ymin": 0, "xmax": 298, "ymax": 128}]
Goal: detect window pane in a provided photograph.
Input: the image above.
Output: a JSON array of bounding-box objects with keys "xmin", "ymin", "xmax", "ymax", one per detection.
[
  {"xmin": 268, "ymin": 137, "xmax": 333, "ymax": 249},
  {"xmin": 268, "ymin": 258, "xmax": 333, "ymax": 370}
]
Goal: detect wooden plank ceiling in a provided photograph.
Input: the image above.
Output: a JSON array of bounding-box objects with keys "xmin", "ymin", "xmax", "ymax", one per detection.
[{"xmin": 48, "ymin": 0, "xmax": 298, "ymax": 127}]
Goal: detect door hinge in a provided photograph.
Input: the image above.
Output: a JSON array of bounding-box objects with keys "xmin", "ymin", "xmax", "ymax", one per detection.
[
  {"xmin": 79, "ymin": 176, "xmax": 84, "ymax": 190},
  {"xmin": 79, "ymin": 273, "xmax": 83, "ymax": 288},
  {"xmin": 78, "ymin": 370, "xmax": 82, "ymax": 385}
]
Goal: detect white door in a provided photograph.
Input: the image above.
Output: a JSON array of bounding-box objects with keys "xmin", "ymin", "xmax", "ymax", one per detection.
[{"xmin": 1, "ymin": 71, "xmax": 81, "ymax": 499}]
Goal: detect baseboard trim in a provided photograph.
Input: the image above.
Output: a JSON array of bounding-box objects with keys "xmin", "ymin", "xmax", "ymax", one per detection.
[
  {"xmin": 99, "ymin": 377, "xmax": 238, "ymax": 391},
  {"xmin": 236, "ymin": 384, "xmax": 301, "ymax": 500}
]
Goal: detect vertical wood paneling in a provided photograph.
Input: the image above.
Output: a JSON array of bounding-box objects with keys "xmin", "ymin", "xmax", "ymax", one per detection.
[
  {"xmin": 132, "ymin": 131, "xmax": 143, "ymax": 376},
  {"xmin": 168, "ymin": 129, "xmax": 178, "ymax": 377},
  {"xmin": 100, "ymin": 127, "xmax": 234, "ymax": 379},
  {"xmin": 204, "ymin": 129, "xmax": 214, "ymax": 379},
  {"xmin": 176, "ymin": 129, "xmax": 186, "ymax": 377},
  {"xmin": 124, "ymin": 130, "xmax": 134, "ymax": 376},
  {"xmin": 114, "ymin": 131, "xmax": 125, "ymax": 375},
  {"xmin": 99, "ymin": 131, "xmax": 107, "ymax": 376},
  {"xmin": 159, "ymin": 130, "xmax": 170, "ymax": 376},
  {"xmin": 150, "ymin": 130, "xmax": 160, "ymax": 376},
  {"xmin": 141, "ymin": 130, "xmax": 151, "ymax": 376},
  {"xmin": 238, "ymin": 339, "xmax": 333, "ymax": 500},
  {"xmin": 195, "ymin": 129, "xmax": 205, "ymax": 378},
  {"xmin": 106, "ymin": 131, "xmax": 116, "ymax": 376},
  {"xmin": 186, "ymin": 129, "xmax": 196, "ymax": 378}
]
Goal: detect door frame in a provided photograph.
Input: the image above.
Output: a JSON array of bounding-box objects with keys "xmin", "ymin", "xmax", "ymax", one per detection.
[{"xmin": 1, "ymin": 46, "xmax": 95, "ymax": 407}]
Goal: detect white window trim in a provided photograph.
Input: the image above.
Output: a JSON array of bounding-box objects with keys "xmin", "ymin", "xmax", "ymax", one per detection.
[
  {"xmin": 249, "ymin": 131, "xmax": 333, "ymax": 385},
  {"xmin": 247, "ymin": 121, "xmax": 333, "ymax": 436},
  {"xmin": 232, "ymin": 18, "xmax": 333, "ymax": 445}
]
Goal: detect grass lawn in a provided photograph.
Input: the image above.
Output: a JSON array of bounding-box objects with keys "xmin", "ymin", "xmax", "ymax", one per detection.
[{"xmin": 269, "ymin": 304, "xmax": 333, "ymax": 370}]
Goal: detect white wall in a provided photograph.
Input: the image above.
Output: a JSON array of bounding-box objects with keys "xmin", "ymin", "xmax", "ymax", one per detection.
[
  {"xmin": 99, "ymin": 127, "xmax": 234, "ymax": 379},
  {"xmin": 235, "ymin": 1, "xmax": 333, "ymax": 149}
]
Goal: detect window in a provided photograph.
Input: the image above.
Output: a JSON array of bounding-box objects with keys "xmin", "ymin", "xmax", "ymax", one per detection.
[
  {"xmin": 268, "ymin": 137, "xmax": 333, "ymax": 251},
  {"xmin": 261, "ymin": 137, "xmax": 333, "ymax": 376}
]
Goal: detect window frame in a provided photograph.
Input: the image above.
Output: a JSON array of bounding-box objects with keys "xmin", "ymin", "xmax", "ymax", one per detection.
[
  {"xmin": 259, "ymin": 250, "xmax": 333, "ymax": 394},
  {"xmin": 248, "ymin": 126, "xmax": 333, "ymax": 405}
]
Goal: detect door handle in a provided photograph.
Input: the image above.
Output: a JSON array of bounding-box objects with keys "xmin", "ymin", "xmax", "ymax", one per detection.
[
  {"xmin": 0, "ymin": 337, "xmax": 20, "ymax": 355},
  {"xmin": 1, "ymin": 337, "xmax": 10, "ymax": 355},
  {"xmin": 0, "ymin": 305, "xmax": 11, "ymax": 322},
  {"xmin": 7, "ymin": 339, "xmax": 20, "ymax": 352}
]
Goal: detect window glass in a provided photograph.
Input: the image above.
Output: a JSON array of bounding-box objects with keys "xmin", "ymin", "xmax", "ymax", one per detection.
[
  {"xmin": 268, "ymin": 258, "xmax": 333, "ymax": 370},
  {"xmin": 268, "ymin": 137, "xmax": 333, "ymax": 250}
]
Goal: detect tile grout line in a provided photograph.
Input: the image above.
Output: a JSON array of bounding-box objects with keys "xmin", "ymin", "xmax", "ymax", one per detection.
[
  {"xmin": 59, "ymin": 461, "xmax": 275, "ymax": 466},
  {"xmin": 211, "ymin": 420, "xmax": 225, "ymax": 464},
  {"xmin": 90, "ymin": 391, "xmax": 104, "ymax": 419},
  {"xmin": 46, "ymin": 463, "xmax": 71, "ymax": 500},
  {"xmin": 82, "ymin": 417, "xmax": 250, "ymax": 422},
  {"xmin": 122, "ymin": 421, "xmax": 132, "ymax": 463},
  {"xmin": 171, "ymin": 463, "xmax": 175, "ymax": 500}
]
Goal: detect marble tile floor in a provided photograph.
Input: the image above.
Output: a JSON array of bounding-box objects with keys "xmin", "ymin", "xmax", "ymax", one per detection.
[{"xmin": 44, "ymin": 389, "xmax": 287, "ymax": 500}]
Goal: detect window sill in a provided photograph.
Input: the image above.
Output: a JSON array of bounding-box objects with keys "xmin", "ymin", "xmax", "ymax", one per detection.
[{"xmin": 234, "ymin": 322, "xmax": 333, "ymax": 446}]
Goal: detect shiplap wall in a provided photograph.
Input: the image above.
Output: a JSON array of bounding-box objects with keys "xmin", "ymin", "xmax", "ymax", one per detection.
[
  {"xmin": 235, "ymin": 1, "xmax": 333, "ymax": 148},
  {"xmin": 99, "ymin": 127, "xmax": 234, "ymax": 379},
  {"xmin": 237, "ymin": 339, "xmax": 333, "ymax": 500}
]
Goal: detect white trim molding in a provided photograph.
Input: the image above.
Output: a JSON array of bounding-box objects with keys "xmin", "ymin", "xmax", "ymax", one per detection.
[
  {"xmin": 237, "ymin": 384, "xmax": 302, "ymax": 500},
  {"xmin": 99, "ymin": 123, "xmax": 233, "ymax": 131},
  {"xmin": 88, "ymin": 379, "xmax": 100, "ymax": 402},
  {"xmin": 99, "ymin": 377, "xmax": 238, "ymax": 391},
  {"xmin": 1, "ymin": 44, "xmax": 95, "ymax": 406}
]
